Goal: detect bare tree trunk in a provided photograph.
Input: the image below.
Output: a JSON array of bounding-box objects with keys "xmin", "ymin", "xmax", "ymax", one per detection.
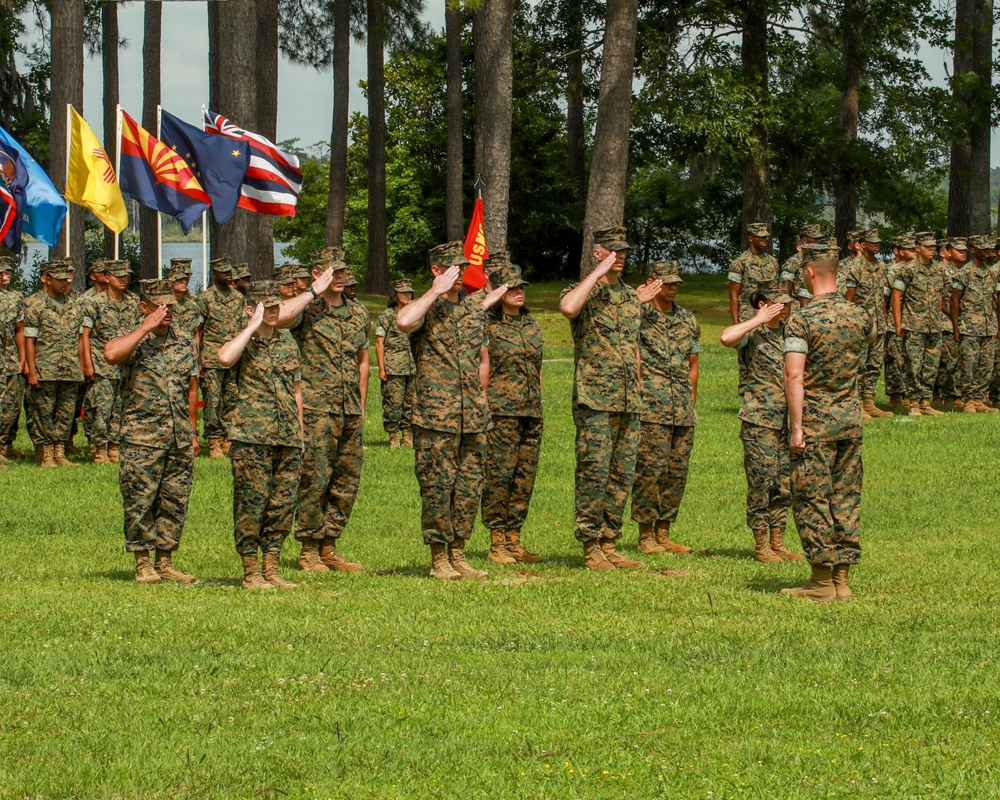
[
  {"xmin": 102, "ymin": 0, "xmax": 119, "ymax": 260},
  {"xmin": 969, "ymin": 0, "xmax": 992, "ymax": 232},
  {"xmin": 445, "ymin": 2, "xmax": 464, "ymax": 241},
  {"xmin": 474, "ymin": 0, "xmax": 514, "ymax": 252},
  {"xmin": 49, "ymin": 0, "xmax": 86, "ymax": 287},
  {"xmin": 254, "ymin": 0, "xmax": 279, "ymax": 277},
  {"xmin": 139, "ymin": 2, "xmax": 161, "ymax": 279},
  {"xmin": 739, "ymin": 0, "xmax": 770, "ymax": 243},
  {"xmin": 325, "ymin": 0, "xmax": 351, "ymax": 247},
  {"xmin": 834, "ymin": 3, "xmax": 861, "ymax": 255},
  {"xmin": 579, "ymin": 0, "xmax": 638, "ymax": 277},
  {"xmin": 949, "ymin": 0, "xmax": 975, "ymax": 236},
  {"xmin": 366, "ymin": 0, "xmax": 389, "ymax": 295},
  {"xmin": 565, "ymin": 0, "xmax": 585, "ymax": 274}
]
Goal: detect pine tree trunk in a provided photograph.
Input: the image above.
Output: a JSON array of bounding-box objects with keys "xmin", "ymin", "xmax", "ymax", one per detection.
[
  {"xmin": 445, "ymin": 2, "xmax": 464, "ymax": 241},
  {"xmin": 254, "ymin": 0, "xmax": 279, "ymax": 277},
  {"xmin": 834, "ymin": 4, "xmax": 861, "ymax": 255},
  {"xmin": 968, "ymin": 0, "xmax": 992, "ymax": 233},
  {"xmin": 366, "ymin": 0, "xmax": 389, "ymax": 295},
  {"xmin": 474, "ymin": 0, "xmax": 514, "ymax": 252},
  {"xmin": 49, "ymin": 0, "xmax": 85, "ymax": 287},
  {"xmin": 565, "ymin": 0, "xmax": 585, "ymax": 275},
  {"xmin": 739, "ymin": 0, "xmax": 770, "ymax": 243},
  {"xmin": 579, "ymin": 0, "xmax": 638, "ymax": 277},
  {"xmin": 949, "ymin": 0, "xmax": 975, "ymax": 236},
  {"xmin": 326, "ymin": 0, "xmax": 351, "ymax": 248},
  {"xmin": 139, "ymin": 1, "xmax": 160, "ymax": 280},
  {"xmin": 102, "ymin": 1, "xmax": 119, "ymax": 260}
]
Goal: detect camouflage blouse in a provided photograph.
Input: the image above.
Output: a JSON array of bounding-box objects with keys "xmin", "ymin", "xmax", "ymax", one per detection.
[
  {"xmin": 82, "ymin": 291, "xmax": 142, "ymax": 379},
  {"xmin": 892, "ymin": 258, "xmax": 948, "ymax": 333},
  {"xmin": 486, "ymin": 311, "xmax": 543, "ymax": 419},
  {"xmin": 952, "ymin": 261, "xmax": 1000, "ymax": 337},
  {"xmin": 783, "ymin": 293, "xmax": 875, "ymax": 442},
  {"xmin": 292, "ymin": 296, "xmax": 370, "ymax": 416},
  {"xmin": 198, "ymin": 285, "xmax": 246, "ymax": 369},
  {"xmin": 728, "ymin": 249, "xmax": 780, "ymax": 320},
  {"xmin": 561, "ymin": 280, "xmax": 642, "ymax": 413},
  {"xmin": 736, "ymin": 324, "xmax": 786, "ymax": 431},
  {"xmin": 843, "ymin": 256, "xmax": 888, "ymax": 330},
  {"xmin": 638, "ymin": 304, "xmax": 700, "ymax": 426},
  {"xmin": 375, "ymin": 307, "xmax": 415, "ymax": 376},
  {"xmin": 171, "ymin": 293, "xmax": 205, "ymax": 342},
  {"xmin": 228, "ymin": 330, "xmax": 302, "ymax": 447},
  {"xmin": 0, "ymin": 289, "xmax": 23, "ymax": 377},
  {"xmin": 23, "ymin": 289, "xmax": 85, "ymax": 382}
]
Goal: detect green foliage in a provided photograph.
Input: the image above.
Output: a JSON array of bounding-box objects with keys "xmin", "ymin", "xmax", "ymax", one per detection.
[{"xmin": 275, "ymin": 160, "xmax": 332, "ymax": 265}]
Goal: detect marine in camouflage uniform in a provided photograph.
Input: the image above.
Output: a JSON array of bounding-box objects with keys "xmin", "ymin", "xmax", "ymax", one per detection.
[
  {"xmin": 290, "ymin": 247, "xmax": 370, "ymax": 573},
  {"xmin": 631, "ymin": 261, "xmax": 700, "ymax": 556},
  {"xmin": 729, "ymin": 222, "xmax": 779, "ymax": 394},
  {"xmin": 111, "ymin": 280, "xmax": 200, "ymax": 585},
  {"xmin": 883, "ymin": 234, "xmax": 915, "ymax": 408},
  {"xmin": 23, "ymin": 260, "xmax": 84, "ymax": 466},
  {"xmin": 375, "ymin": 279, "xmax": 416, "ymax": 447},
  {"xmin": 275, "ymin": 264, "xmax": 301, "ymax": 301},
  {"xmin": 560, "ymin": 227, "xmax": 646, "ymax": 571},
  {"xmin": 221, "ymin": 281, "xmax": 304, "ymax": 590},
  {"xmin": 782, "ymin": 243, "xmax": 876, "ymax": 602},
  {"xmin": 74, "ymin": 261, "xmax": 109, "ymax": 448},
  {"xmin": 398, "ymin": 241, "xmax": 494, "ymax": 581},
  {"xmin": 935, "ymin": 239, "xmax": 963, "ymax": 408},
  {"xmin": 166, "ymin": 258, "xmax": 204, "ymax": 345},
  {"xmin": 480, "ymin": 261, "xmax": 545, "ymax": 566},
  {"xmin": 891, "ymin": 232, "xmax": 948, "ymax": 415},
  {"xmin": 0, "ymin": 257, "xmax": 25, "ymax": 462},
  {"xmin": 780, "ymin": 223, "xmax": 824, "ymax": 306},
  {"xmin": 951, "ymin": 236, "xmax": 1000, "ymax": 413},
  {"xmin": 80, "ymin": 260, "xmax": 141, "ymax": 463},
  {"xmin": 197, "ymin": 257, "xmax": 245, "ymax": 455}
]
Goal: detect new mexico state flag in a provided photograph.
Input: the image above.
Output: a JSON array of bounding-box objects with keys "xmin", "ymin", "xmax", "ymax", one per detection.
[{"xmin": 65, "ymin": 106, "xmax": 128, "ymax": 234}]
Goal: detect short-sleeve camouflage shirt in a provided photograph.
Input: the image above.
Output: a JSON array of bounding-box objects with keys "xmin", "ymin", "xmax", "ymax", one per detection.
[
  {"xmin": 197, "ymin": 285, "xmax": 246, "ymax": 368},
  {"xmin": 953, "ymin": 261, "xmax": 1000, "ymax": 337},
  {"xmin": 783, "ymin": 293, "xmax": 875, "ymax": 442},
  {"xmin": 171, "ymin": 292, "xmax": 205, "ymax": 341},
  {"xmin": 228, "ymin": 329, "xmax": 302, "ymax": 447},
  {"xmin": 486, "ymin": 311, "xmax": 543, "ymax": 419},
  {"xmin": 844, "ymin": 256, "xmax": 888, "ymax": 331},
  {"xmin": 0, "ymin": 289, "xmax": 24, "ymax": 377},
  {"xmin": 292, "ymin": 296, "xmax": 369, "ymax": 415},
  {"xmin": 638, "ymin": 304, "xmax": 700, "ymax": 425},
  {"xmin": 375, "ymin": 307, "xmax": 415, "ymax": 376},
  {"xmin": 892, "ymin": 258, "xmax": 948, "ymax": 333},
  {"xmin": 82, "ymin": 291, "xmax": 142, "ymax": 379},
  {"xmin": 561, "ymin": 280, "xmax": 642, "ymax": 413},
  {"xmin": 729, "ymin": 249, "xmax": 780, "ymax": 320},
  {"xmin": 23, "ymin": 289, "xmax": 85, "ymax": 382},
  {"xmin": 736, "ymin": 324, "xmax": 786, "ymax": 430}
]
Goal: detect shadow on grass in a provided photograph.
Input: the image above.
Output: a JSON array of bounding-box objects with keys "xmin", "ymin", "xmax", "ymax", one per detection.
[
  {"xmin": 375, "ymin": 564, "xmax": 431, "ymax": 578},
  {"xmin": 745, "ymin": 575, "xmax": 807, "ymax": 594},
  {"xmin": 90, "ymin": 570, "xmax": 243, "ymax": 588}
]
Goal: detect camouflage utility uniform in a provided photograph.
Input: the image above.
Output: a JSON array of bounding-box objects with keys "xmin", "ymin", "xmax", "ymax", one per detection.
[
  {"xmin": 883, "ymin": 261, "xmax": 908, "ymax": 398},
  {"xmin": 0, "ymin": 288, "xmax": 24, "ymax": 448},
  {"xmin": 375, "ymin": 306, "xmax": 415, "ymax": 436},
  {"xmin": 729, "ymin": 248, "xmax": 780, "ymax": 393},
  {"xmin": 893, "ymin": 258, "xmax": 948, "ymax": 402},
  {"xmin": 953, "ymin": 259, "xmax": 1000, "ymax": 403},
  {"xmin": 198, "ymin": 282, "xmax": 244, "ymax": 440},
  {"xmin": 936, "ymin": 260, "xmax": 961, "ymax": 403},
  {"xmin": 843, "ymin": 256, "xmax": 888, "ymax": 400}
]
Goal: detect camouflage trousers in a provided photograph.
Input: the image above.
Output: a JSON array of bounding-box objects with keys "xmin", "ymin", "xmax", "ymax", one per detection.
[
  {"xmin": 27, "ymin": 380, "xmax": 79, "ymax": 446},
  {"xmin": 481, "ymin": 415, "xmax": 543, "ymax": 533},
  {"xmin": 1, "ymin": 373, "xmax": 24, "ymax": 446},
  {"xmin": 413, "ymin": 426, "xmax": 486, "ymax": 545},
  {"xmin": 73, "ymin": 380, "xmax": 87, "ymax": 439},
  {"xmin": 858, "ymin": 333, "xmax": 885, "ymax": 399},
  {"xmin": 381, "ymin": 374, "xmax": 414, "ymax": 434},
  {"xmin": 572, "ymin": 407, "xmax": 640, "ymax": 543},
  {"xmin": 83, "ymin": 376, "xmax": 121, "ymax": 446},
  {"xmin": 903, "ymin": 332, "xmax": 941, "ymax": 401},
  {"xmin": 740, "ymin": 421, "xmax": 790, "ymax": 533},
  {"xmin": 631, "ymin": 421, "xmax": 694, "ymax": 527},
  {"xmin": 119, "ymin": 442, "xmax": 195, "ymax": 552},
  {"xmin": 959, "ymin": 335, "xmax": 995, "ymax": 402},
  {"xmin": 884, "ymin": 333, "xmax": 908, "ymax": 396},
  {"xmin": 790, "ymin": 438, "xmax": 863, "ymax": 567},
  {"xmin": 296, "ymin": 409, "xmax": 364, "ymax": 542},
  {"xmin": 231, "ymin": 441, "xmax": 303, "ymax": 557},
  {"xmin": 201, "ymin": 367, "xmax": 238, "ymax": 440},
  {"xmin": 935, "ymin": 334, "xmax": 960, "ymax": 399}
]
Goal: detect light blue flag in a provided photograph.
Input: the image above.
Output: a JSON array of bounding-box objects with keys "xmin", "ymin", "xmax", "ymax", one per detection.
[{"xmin": 0, "ymin": 124, "xmax": 67, "ymax": 247}]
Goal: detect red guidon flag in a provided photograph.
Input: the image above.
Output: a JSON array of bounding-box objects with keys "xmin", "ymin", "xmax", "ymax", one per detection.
[{"xmin": 462, "ymin": 197, "xmax": 489, "ymax": 293}]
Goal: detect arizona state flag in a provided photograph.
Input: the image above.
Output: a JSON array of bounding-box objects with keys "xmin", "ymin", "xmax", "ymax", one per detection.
[
  {"xmin": 462, "ymin": 197, "xmax": 489, "ymax": 293},
  {"xmin": 119, "ymin": 109, "xmax": 210, "ymax": 233},
  {"xmin": 65, "ymin": 106, "xmax": 128, "ymax": 234}
]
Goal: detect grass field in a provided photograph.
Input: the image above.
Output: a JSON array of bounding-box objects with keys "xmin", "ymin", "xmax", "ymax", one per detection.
[{"xmin": 2, "ymin": 274, "xmax": 999, "ymax": 799}]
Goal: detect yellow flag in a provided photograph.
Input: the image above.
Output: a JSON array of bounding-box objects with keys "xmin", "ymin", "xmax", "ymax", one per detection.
[{"xmin": 65, "ymin": 106, "xmax": 128, "ymax": 233}]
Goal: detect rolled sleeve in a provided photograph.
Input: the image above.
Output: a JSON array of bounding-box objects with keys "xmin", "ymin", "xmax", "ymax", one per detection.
[
  {"xmin": 783, "ymin": 336, "xmax": 809, "ymax": 355},
  {"xmin": 23, "ymin": 326, "xmax": 38, "ymax": 339},
  {"xmin": 727, "ymin": 271, "xmax": 743, "ymax": 284},
  {"xmin": 892, "ymin": 279, "xmax": 907, "ymax": 292}
]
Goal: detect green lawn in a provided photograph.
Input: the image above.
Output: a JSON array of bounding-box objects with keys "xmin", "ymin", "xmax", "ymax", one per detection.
[{"xmin": 1, "ymin": 274, "xmax": 998, "ymax": 799}]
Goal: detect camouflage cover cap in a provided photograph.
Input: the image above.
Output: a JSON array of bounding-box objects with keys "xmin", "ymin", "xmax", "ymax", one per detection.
[
  {"xmin": 292, "ymin": 263, "xmax": 312, "ymax": 279},
  {"xmin": 106, "ymin": 259, "xmax": 133, "ymax": 277},
  {"xmin": 312, "ymin": 246, "xmax": 347, "ymax": 270},
  {"xmin": 861, "ymin": 229, "xmax": 881, "ymax": 244},
  {"xmin": 936, "ymin": 238, "xmax": 949, "ymax": 248},
  {"xmin": 245, "ymin": 280, "xmax": 282, "ymax": 308},
  {"xmin": 896, "ymin": 235, "xmax": 916, "ymax": 249},
  {"xmin": 392, "ymin": 279, "xmax": 414, "ymax": 293},
  {"xmin": 167, "ymin": 258, "xmax": 193, "ymax": 279},
  {"xmin": 801, "ymin": 243, "xmax": 840, "ymax": 263},
  {"xmin": 799, "ymin": 223, "xmax": 823, "ymax": 239},
  {"xmin": 343, "ymin": 269, "xmax": 358, "ymax": 287},
  {"xmin": 0, "ymin": 255, "xmax": 14, "ymax": 271},
  {"xmin": 647, "ymin": 260, "xmax": 684, "ymax": 284},
  {"xmin": 747, "ymin": 222, "xmax": 770, "ymax": 238},
  {"xmin": 772, "ymin": 292, "xmax": 794, "ymax": 304},
  {"xmin": 232, "ymin": 263, "xmax": 252, "ymax": 280},
  {"xmin": 139, "ymin": 279, "xmax": 176, "ymax": 305},
  {"xmin": 968, "ymin": 235, "xmax": 993, "ymax": 250},
  {"xmin": 427, "ymin": 241, "xmax": 469, "ymax": 267},
  {"xmin": 493, "ymin": 262, "xmax": 529, "ymax": 289},
  {"xmin": 948, "ymin": 236, "xmax": 968, "ymax": 252},
  {"xmin": 273, "ymin": 264, "xmax": 296, "ymax": 285},
  {"xmin": 847, "ymin": 230, "xmax": 861, "ymax": 242},
  {"xmin": 593, "ymin": 226, "xmax": 631, "ymax": 251},
  {"xmin": 483, "ymin": 250, "xmax": 511, "ymax": 283},
  {"xmin": 88, "ymin": 258, "xmax": 109, "ymax": 274},
  {"xmin": 210, "ymin": 256, "xmax": 233, "ymax": 273},
  {"xmin": 914, "ymin": 231, "xmax": 937, "ymax": 246},
  {"xmin": 42, "ymin": 260, "xmax": 75, "ymax": 279}
]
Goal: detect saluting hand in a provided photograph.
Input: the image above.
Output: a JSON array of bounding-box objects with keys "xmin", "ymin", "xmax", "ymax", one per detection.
[
  {"xmin": 591, "ymin": 252, "xmax": 617, "ymax": 280},
  {"xmin": 310, "ymin": 267, "xmax": 335, "ymax": 296},
  {"xmin": 637, "ymin": 280, "xmax": 663, "ymax": 304},
  {"xmin": 431, "ymin": 265, "xmax": 462, "ymax": 296},
  {"xmin": 753, "ymin": 303, "xmax": 785, "ymax": 325},
  {"xmin": 480, "ymin": 283, "xmax": 509, "ymax": 310},
  {"xmin": 139, "ymin": 305, "xmax": 170, "ymax": 334},
  {"xmin": 247, "ymin": 302, "xmax": 265, "ymax": 333}
]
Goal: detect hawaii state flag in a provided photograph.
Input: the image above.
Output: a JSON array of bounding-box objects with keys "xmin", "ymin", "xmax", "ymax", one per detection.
[
  {"xmin": 119, "ymin": 109, "xmax": 210, "ymax": 233},
  {"xmin": 203, "ymin": 109, "xmax": 301, "ymax": 217},
  {"xmin": 462, "ymin": 197, "xmax": 489, "ymax": 293}
]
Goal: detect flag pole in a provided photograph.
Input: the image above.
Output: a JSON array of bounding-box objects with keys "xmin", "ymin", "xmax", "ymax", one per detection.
[
  {"xmin": 474, "ymin": 174, "xmax": 485, "ymax": 201},
  {"xmin": 200, "ymin": 104, "xmax": 208, "ymax": 291},
  {"xmin": 114, "ymin": 104, "xmax": 122, "ymax": 260},
  {"xmin": 156, "ymin": 105, "xmax": 162, "ymax": 278},
  {"xmin": 64, "ymin": 103, "xmax": 71, "ymax": 258}
]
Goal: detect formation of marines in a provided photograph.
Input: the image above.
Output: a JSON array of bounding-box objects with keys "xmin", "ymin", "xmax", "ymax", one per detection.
[{"xmin": 0, "ymin": 219, "xmax": 992, "ymax": 601}]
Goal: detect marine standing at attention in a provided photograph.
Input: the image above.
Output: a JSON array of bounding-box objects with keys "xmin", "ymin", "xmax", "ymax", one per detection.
[{"xmin": 375, "ymin": 279, "xmax": 416, "ymax": 448}]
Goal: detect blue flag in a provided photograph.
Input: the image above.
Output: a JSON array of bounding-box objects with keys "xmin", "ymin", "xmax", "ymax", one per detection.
[
  {"xmin": 159, "ymin": 109, "xmax": 249, "ymax": 224},
  {"xmin": 0, "ymin": 140, "xmax": 28, "ymax": 253},
  {"xmin": 0, "ymin": 124, "xmax": 67, "ymax": 247}
]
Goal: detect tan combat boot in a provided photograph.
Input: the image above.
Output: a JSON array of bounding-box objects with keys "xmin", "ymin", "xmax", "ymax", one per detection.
[
  {"xmin": 430, "ymin": 542, "xmax": 461, "ymax": 580},
  {"xmin": 975, "ymin": 400, "xmax": 999, "ymax": 414},
  {"xmin": 752, "ymin": 529, "xmax": 782, "ymax": 563},
  {"xmin": 40, "ymin": 444, "xmax": 57, "ymax": 468},
  {"xmin": 298, "ymin": 539, "xmax": 330, "ymax": 572},
  {"xmin": 64, "ymin": 440, "xmax": 83, "ymax": 456},
  {"xmin": 654, "ymin": 522, "xmax": 692, "ymax": 554},
  {"xmin": 53, "ymin": 442, "xmax": 79, "ymax": 467},
  {"xmin": 154, "ymin": 549, "xmax": 196, "ymax": 584},
  {"xmin": 389, "ymin": 432, "xmax": 401, "ymax": 448},
  {"xmin": 487, "ymin": 531, "xmax": 516, "ymax": 565},
  {"xmin": 241, "ymin": 554, "xmax": 273, "ymax": 589},
  {"xmin": 88, "ymin": 442, "xmax": 96, "ymax": 458},
  {"xmin": 779, "ymin": 565, "xmax": 836, "ymax": 601},
  {"xmin": 134, "ymin": 550, "xmax": 161, "ymax": 583},
  {"xmin": 448, "ymin": 540, "xmax": 488, "ymax": 579},
  {"xmin": 400, "ymin": 429, "xmax": 413, "ymax": 447},
  {"xmin": 506, "ymin": 530, "xmax": 543, "ymax": 563},
  {"xmin": 964, "ymin": 399, "xmax": 979, "ymax": 413},
  {"xmin": 907, "ymin": 401, "xmax": 922, "ymax": 416},
  {"xmin": 862, "ymin": 397, "xmax": 893, "ymax": 418},
  {"xmin": 1, "ymin": 445, "xmax": 16, "ymax": 459},
  {"xmin": 319, "ymin": 537, "xmax": 362, "ymax": 571},
  {"xmin": 920, "ymin": 399, "xmax": 943, "ymax": 416},
  {"xmin": 831, "ymin": 564, "xmax": 853, "ymax": 601},
  {"xmin": 889, "ymin": 394, "xmax": 904, "ymax": 413},
  {"xmin": 769, "ymin": 528, "xmax": 804, "ymax": 561},
  {"xmin": 599, "ymin": 538, "xmax": 644, "ymax": 569},
  {"xmin": 107, "ymin": 443, "xmax": 120, "ymax": 463},
  {"xmin": 34, "ymin": 444, "xmax": 43, "ymax": 462},
  {"xmin": 93, "ymin": 444, "xmax": 112, "ymax": 465},
  {"xmin": 208, "ymin": 438, "xmax": 225, "ymax": 458},
  {"xmin": 262, "ymin": 552, "xmax": 298, "ymax": 589},
  {"xmin": 637, "ymin": 523, "xmax": 666, "ymax": 554},
  {"xmin": 583, "ymin": 539, "xmax": 615, "ymax": 570},
  {"xmin": 222, "ymin": 440, "xmax": 231, "ymax": 456}
]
